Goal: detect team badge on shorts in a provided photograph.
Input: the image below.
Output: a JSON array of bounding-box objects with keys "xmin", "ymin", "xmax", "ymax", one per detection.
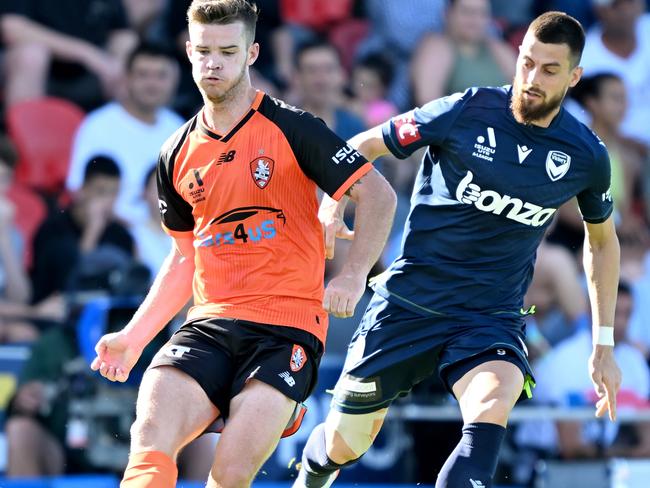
[
  {"xmin": 250, "ymin": 156, "xmax": 274, "ymax": 189},
  {"xmin": 290, "ymin": 344, "xmax": 307, "ymax": 372}
]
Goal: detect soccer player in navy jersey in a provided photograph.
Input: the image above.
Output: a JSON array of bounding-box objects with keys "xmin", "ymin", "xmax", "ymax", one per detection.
[{"xmin": 294, "ymin": 11, "xmax": 622, "ymax": 488}]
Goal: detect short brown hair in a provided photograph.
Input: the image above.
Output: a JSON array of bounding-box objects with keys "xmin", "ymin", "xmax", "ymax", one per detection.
[
  {"xmin": 528, "ymin": 11, "xmax": 585, "ymax": 67},
  {"xmin": 187, "ymin": 0, "xmax": 259, "ymax": 44}
]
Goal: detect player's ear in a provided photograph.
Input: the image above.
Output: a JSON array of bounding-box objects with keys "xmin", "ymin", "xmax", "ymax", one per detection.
[
  {"xmin": 185, "ymin": 40, "xmax": 193, "ymax": 62},
  {"xmin": 569, "ymin": 65, "xmax": 583, "ymax": 88},
  {"xmin": 247, "ymin": 42, "xmax": 259, "ymax": 66}
]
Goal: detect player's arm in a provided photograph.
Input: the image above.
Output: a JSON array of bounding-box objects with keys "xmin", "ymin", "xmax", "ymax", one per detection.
[
  {"xmin": 323, "ymin": 168, "xmax": 396, "ymax": 318},
  {"xmin": 321, "ymin": 125, "xmax": 391, "ymax": 258},
  {"xmin": 583, "ymin": 215, "xmax": 622, "ymax": 421},
  {"xmin": 322, "ymin": 92, "xmax": 470, "ymax": 257},
  {"xmin": 91, "ymin": 233, "xmax": 194, "ymax": 382}
]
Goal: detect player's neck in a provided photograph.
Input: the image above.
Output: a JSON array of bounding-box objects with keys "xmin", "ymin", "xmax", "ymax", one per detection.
[{"xmin": 202, "ymin": 85, "xmax": 258, "ymax": 134}]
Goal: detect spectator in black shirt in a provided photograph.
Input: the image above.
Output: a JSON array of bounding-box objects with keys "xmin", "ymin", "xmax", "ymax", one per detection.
[{"xmin": 31, "ymin": 155, "xmax": 134, "ymax": 304}]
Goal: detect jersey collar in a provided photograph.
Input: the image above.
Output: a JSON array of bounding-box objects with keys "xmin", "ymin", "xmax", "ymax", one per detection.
[{"xmin": 199, "ymin": 90, "xmax": 265, "ymax": 142}]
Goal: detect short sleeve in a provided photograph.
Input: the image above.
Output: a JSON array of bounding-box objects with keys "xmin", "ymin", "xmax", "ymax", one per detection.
[
  {"xmin": 291, "ymin": 112, "xmax": 373, "ymax": 201},
  {"xmin": 156, "ymin": 150, "xmax": 194, "ymax": 235},
  {"xmin": 382, "ymin": 89, "xmax": 473, "ymax": 159},
  {"xmin": 576, "ymin": 143, "xmax": 614, "ymax": 224}
]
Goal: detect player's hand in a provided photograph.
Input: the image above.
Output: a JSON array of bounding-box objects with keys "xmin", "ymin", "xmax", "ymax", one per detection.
[
  {"xmin": 323, "ymin": 271, "xmax": 366, "ymax": 318},
  {"xmin": 90, "ymin": 331, "xmax": 143, "ymax": 383},
  {"xmin": 589, "ymin": 345, "xmax": 622, "ymax": 421},
  {"xmin": 319, "ymin": 196, "xmax": 353, "ymax": 259}
]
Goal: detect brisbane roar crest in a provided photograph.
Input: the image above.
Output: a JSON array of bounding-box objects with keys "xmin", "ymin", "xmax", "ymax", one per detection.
[
  {"xmin": 250, "ymin": 156, "xmax": 274, "ymax": 189},
  {"xmin": 290, "ymin": 344, "xmax": 306, "ymax": 372}
]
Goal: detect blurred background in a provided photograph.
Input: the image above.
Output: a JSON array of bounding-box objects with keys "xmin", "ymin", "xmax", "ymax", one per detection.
[{"xmin": 0, "ymin": 0, "xmax": 649, "ymax": 487}]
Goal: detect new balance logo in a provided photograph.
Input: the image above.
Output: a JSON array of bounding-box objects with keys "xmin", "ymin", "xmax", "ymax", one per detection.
[
  {"xmin": 279, "ymin": 371, "xmax": 295, "ymax": 387},
  {"xmin": 456, "ymin": 170, "xmax": 556, "ymax": 227},
  {"xmin": 517, "ymin": 144, "xmax": 532, "ymax": 164},
  {"xmin": 218, "ymin": 150, "xmax": 236, "ymax": 163},
  {"xmin": 473, "ymin": 127, "xmax": 497, "ymax": 162},
  {"xmin": 162, "ymin": 345, "xmax": 191, "ymax": 359},
  {"xmin": 470, "ymin": 479, "xmax": 485, "ymax": 488}
]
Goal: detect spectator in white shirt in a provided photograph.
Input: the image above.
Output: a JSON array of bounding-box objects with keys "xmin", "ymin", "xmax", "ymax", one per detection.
[{"xmin": 67, "ymin": 41, "xmax": 182, "ymax": 225}]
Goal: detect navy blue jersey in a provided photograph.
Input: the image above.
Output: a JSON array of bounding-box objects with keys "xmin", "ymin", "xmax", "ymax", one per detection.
[{"xmin": 374, "ymin": 86, "xmax": 612, "ymax": 321}]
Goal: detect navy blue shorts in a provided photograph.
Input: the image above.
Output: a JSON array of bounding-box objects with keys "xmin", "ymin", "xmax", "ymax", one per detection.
[{"xmin": 331, "ymin": 293, "xmax": 535, "ymax": 414}]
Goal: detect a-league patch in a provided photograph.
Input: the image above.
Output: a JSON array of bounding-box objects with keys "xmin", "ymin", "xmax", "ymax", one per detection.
[{"xmin": 290, "ymin": 344, "xmax": 306, "ymax": 372}]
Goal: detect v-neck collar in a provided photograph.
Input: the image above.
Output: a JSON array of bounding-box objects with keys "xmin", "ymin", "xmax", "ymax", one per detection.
[{"xmin": 199, "ymin": 90, "xmax": 265, "ymax": 142}]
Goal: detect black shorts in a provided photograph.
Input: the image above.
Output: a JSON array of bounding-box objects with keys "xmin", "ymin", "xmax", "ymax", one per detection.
[
  {"xmin": 331, "ymin": 293, "xmax": 535, "ymax": 414},
  {"xmin": 148, "ymin": 317, "xmax": 323, "ymax": 420}
]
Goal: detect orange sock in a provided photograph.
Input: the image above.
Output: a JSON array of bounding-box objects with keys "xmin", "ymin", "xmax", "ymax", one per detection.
[{"xmin": 121, "ymin": 451, "xmax": 178, "ymax": 488}]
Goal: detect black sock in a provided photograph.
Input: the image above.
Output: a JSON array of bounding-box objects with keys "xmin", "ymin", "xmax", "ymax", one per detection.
[
  {"xmin": 294, "ymin": 423, "xmax": 359, "ymax": 488},
  {"xmin": 435, "ymin": 422, "xmax": 506, "ymax": 488}
]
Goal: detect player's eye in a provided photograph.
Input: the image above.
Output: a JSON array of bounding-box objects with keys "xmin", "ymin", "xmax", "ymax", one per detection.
[{"xmin": 223, "ymin": 51, "xmax": 236, "ymax": 56}]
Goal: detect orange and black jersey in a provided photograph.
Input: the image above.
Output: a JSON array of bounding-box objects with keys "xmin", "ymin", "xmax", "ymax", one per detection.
[{"xmin": 157, "ymin": 91, "xmax": 372, "ymax": 344}]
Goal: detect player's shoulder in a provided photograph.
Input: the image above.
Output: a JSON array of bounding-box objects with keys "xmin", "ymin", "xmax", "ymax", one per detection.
[
  {"xmin": 560, "ymin": 109, "xmax": 609, "ymax": 162},
  {"xmin": 257, "ymin": 94, "xmax": 322, "ymax": 127},
  {"xmin": 159, "ymin": 114, "xmax": 199, "ymax": 164},
  {"xmin": 256, "ymin": 94, "xmax": 333, "ymax": 148},
  {"xmin": 434, "ymin": 85, "xmax": 510, "ymax": 116}
]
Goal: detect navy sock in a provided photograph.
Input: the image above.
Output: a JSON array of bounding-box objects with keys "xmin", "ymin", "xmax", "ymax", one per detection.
[
  {"xmin": 294, "ymin": 423, "xmax": 359, "ymax": 488},
  {"xmin": 435, "ymin": 422, "xmax": 506, "ymax": 488}
]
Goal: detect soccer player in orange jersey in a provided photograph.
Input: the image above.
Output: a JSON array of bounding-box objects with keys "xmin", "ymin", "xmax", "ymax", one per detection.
[{"xmin": 89, "ymin": 1, "xmax": 397, "ymax": 487}]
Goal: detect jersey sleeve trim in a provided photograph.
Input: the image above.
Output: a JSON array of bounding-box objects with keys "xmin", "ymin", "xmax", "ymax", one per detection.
[
  {"xmin": 161, "ymin": 223, "xmax": 193, "ymax": 237},
  {"xmin": 582, "ymin": 205, "xmax": 613, "ymax": 224},
  {"xmin": 382, "ymin": 123, "xmax": 410, "ymax": 159},
  {"xmin": 331, "ymin": 162, "xmax": 374, "ymax": 201}
]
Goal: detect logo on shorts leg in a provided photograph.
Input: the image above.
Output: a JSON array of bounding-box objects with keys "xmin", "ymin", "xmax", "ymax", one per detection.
[
  {"xmin": 162, "ymin": 345, "xmax": 191, "ymax": 358},
  {"xmin": 279, "ymin": 371, "xmax": 295, "ymax": 387},
  {"xmin": 290, "ymin": 345, "xmax": 306, "ymax": 372}
]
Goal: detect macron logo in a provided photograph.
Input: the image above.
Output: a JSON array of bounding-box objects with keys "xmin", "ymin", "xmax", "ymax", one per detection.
[
  {"xmin": 517, "ymin": 144, "xmax": 532, "ymax": 164},
  {"xmin": 470, "ymin": 480, "xmax": 485, "ymax": 488}
]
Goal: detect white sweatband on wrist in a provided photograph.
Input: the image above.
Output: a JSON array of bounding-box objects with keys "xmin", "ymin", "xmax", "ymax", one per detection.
[{"xmin": 594, "ymin": 326, "xmax": 615, "ymax": 346}]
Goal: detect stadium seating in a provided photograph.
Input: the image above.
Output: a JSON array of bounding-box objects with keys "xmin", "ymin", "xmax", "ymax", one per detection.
[{"xmin": 6, "ymin": 98, "xmax": 84, "ymax": 195}]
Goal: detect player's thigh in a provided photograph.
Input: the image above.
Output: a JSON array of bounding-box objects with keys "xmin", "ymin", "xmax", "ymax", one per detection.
[
  {"xmin": 131, "ymin": 366, "xmax": 219, "ymax": 457},
  {"xmin": 451, "ymin": 359, "xmax": 524, "ymax": 426},
  {"xmin": 324, "ymin": 407, "xmax": 389, "ymax": 463},
  {"xmin": 208, "ymin": 379, "xmax": 296, "ymax": 487}
]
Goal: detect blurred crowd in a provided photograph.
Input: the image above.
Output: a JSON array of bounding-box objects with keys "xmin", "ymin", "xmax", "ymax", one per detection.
[{"xmin": 0, "ymin": 0, "xmax": 649, "ymax": 486}]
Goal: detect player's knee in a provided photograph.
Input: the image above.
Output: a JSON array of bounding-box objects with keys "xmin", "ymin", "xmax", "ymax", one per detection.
[
  {"xmin": 462, "ymin": 391, "xmax": 517, "ymax": 425},
  {"xmin": 209, "ymin": 463, "xmax": 254, "ymax": 488},
  {"xmin": 324, "ymin": 410, "xmax": 386, "ymax": 464},
  {"xmin": 130, "ymin": 416, "xmax": 178, "ymax": 454}
]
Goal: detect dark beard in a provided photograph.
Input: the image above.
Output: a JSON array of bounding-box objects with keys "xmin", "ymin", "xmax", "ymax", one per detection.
[{"xmin": 511, "ymin": 80, "xmax": 565, "ymax": 125}]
